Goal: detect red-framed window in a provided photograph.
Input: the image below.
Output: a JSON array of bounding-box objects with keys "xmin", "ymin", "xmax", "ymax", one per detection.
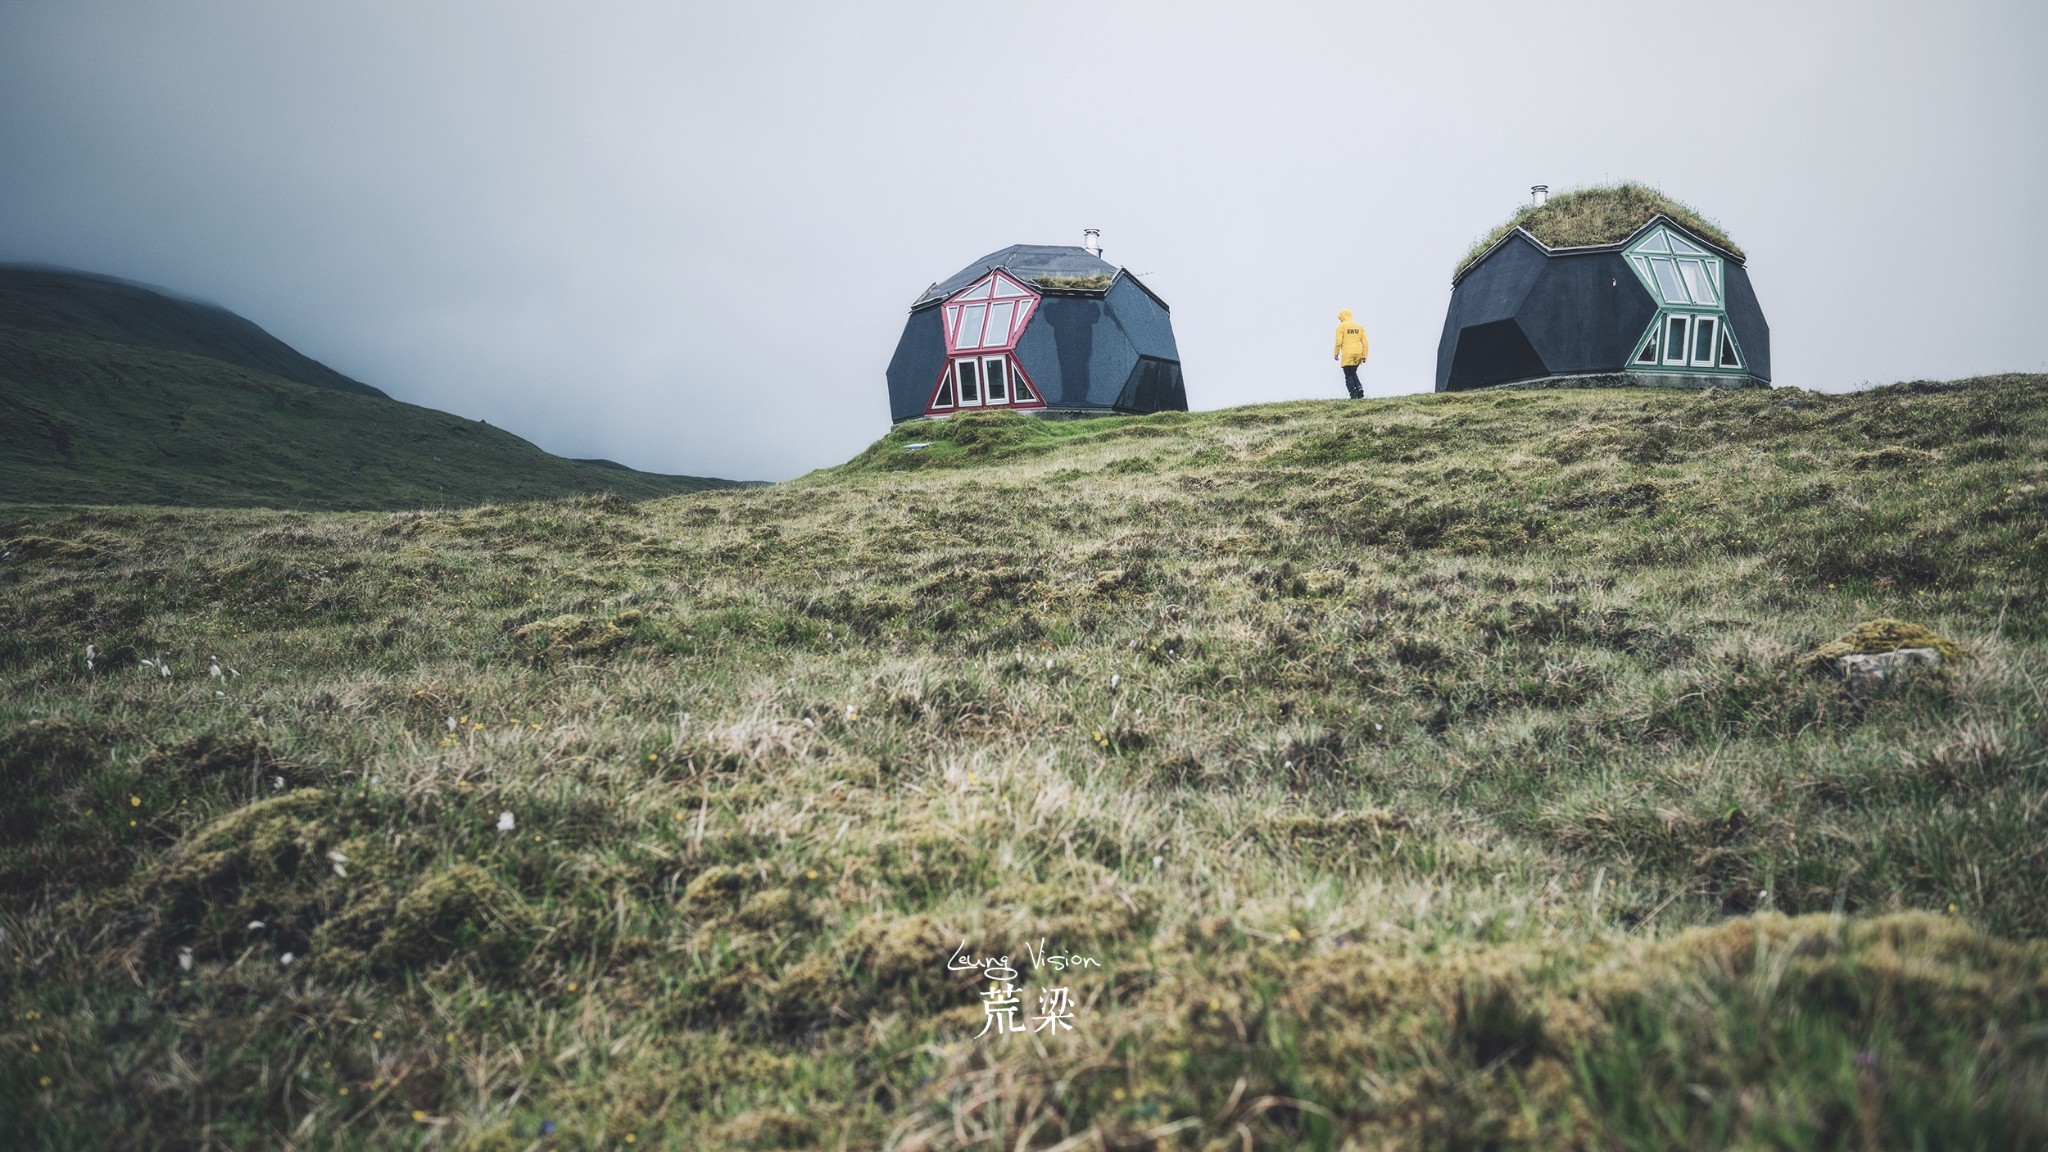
[{"xmin": 926, "ymin": 272, "xmax": 1046, "ymax": 415}]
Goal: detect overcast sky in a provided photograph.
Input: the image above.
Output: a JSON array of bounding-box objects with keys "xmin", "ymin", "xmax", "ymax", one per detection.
[{"xmin": 2, "ymin": 2, "xmax": 2043, "ymax": 481}]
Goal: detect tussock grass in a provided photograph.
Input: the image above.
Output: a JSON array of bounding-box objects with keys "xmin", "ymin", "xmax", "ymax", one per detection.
[
  {"xmin": 1455, "ymin": 183, "xmax": 1744, "ymax": 279},
  {"xmin": 2, "ymin": 376, "xmax": 2045, "ymax": 1148}
]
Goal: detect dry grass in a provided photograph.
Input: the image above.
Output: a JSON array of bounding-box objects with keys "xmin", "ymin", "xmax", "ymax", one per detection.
[{"xmin": 2, "ymin": 375, "xmax": 2044, "ymax": 1149}]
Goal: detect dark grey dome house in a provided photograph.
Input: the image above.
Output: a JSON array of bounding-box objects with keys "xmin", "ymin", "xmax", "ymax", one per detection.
[
  {"xmin": 1436, "ymin": 184, "xmax": 1770, "ymax": 392},
  {"xmin": 885, "ymin": 233, "xmax": 1186, "ymax": 423}
]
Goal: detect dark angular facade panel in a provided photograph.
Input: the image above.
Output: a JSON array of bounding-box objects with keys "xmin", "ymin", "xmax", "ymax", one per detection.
[
  {"xmin": 1114, "ymin": 356, "xmax": 1186, "ymax": 414},
  {"xmin": 885, "ymin": 305, "xmax": 947, "ymax": 423},
  {"xmin": 1446, "ymin": 319, "xmax": 1547, "ymax": 391},
  {"xmin": 1434, "ymin": 237, "xmax": 1547, "ymax": 389},
  {"xmin": 1516, "ymin": 253, "xmax": 1660, "ymax": 376},
  {"xmin": 1103, "ymin": 277, "xmax": 1180, "ymax": 362},
  {"xmin": 1720, "ymin": 265, "xmax": 1772, "ymax": 382},
  {"xmin": 1019, "ymin": 297, "xmax": 1138, "ymax": 408}
]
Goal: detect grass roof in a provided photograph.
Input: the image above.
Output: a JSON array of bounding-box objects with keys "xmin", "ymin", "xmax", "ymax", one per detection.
[{"xmin": 1453, "ymin": 182, "xmax": 1743, "ymax": 279}]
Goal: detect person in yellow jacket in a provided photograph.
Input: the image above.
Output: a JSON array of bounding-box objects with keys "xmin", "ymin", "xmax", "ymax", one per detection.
[{"xmin": 1333, "ymin": 309, "xmax": 1369, "ymax": 399}]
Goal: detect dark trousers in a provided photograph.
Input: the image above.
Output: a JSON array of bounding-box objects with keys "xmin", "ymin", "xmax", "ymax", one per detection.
[{"xmin": 1342, "ymin": 364, "xmax": 1363, "ymax": 399}]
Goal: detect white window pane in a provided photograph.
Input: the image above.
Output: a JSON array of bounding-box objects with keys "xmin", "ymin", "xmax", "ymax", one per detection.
[
  {"xmin": 932, "ymin": 374, "xmax": 954, "ymax": 407},
  {"xmin": 1635, "ymin": 330, "xmax": 1659, "ymax": 364},
  {"xmin": 1627, "ymin": 255, "xmax": 1651, "ymax": 285},
  {"xmin": 1692, "ymin": 316, "xmax": 1717, "ymax": 364},
  {"xmin": 1636, "ymin": 231, "xmax": 1671, "ymax": 255},
  {"xmin": 991, "ymin": 274, "xmax": 1030, "ymax": 297},
  {"xmin": 1010, "ymin": 300, "xmax": 1033, "ymax": 342},
  {"xmin": 1668, "ymin": 234, "xmax": 1707, "ymax": 256},
  {"xmin": 1014, "ymin": 374, "xmax": 1036, "ymax": 401},
  {"xmin": 956, "ymin": 359, "xmax": 980, "ymax": 403},
  {"xmin": 959, "ymin": 279, "xmax": 993, "ymax": 301},
  {"xmin": 1719, "ymin": 329, "xmax": 1742, "ymax": 368},
  {"xmin": 983, "ymin": 302, "xmax": 1015, "ymax": 347},
  {"xmin": 1679, "ymin": 260, "xmax": 1717, "ymax": 306},
  {"xmin": 1650, "ymin": 259, "xmax": 1688, "ymax": 305},
  {"xmin": 956, "ymin": 304, "xmax": 987, "ymax": 349},
  {"xmin": 1706, "ymin": 261, "xmax": 1722, "ymax": 298},
  {"xmin": 984, "ymin": 357, "xmax": 1007, "ymax": 402}
]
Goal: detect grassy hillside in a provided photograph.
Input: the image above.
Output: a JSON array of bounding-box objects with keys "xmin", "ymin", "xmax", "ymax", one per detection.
[
  {"xmin": 0, "ymin": 266, "xmax": 388, "ymax": 398},
  {"xmin": 3, "ymin": 376, "xmax": 2045, "ymax": 1149},
  {"xmin": 0, "ymin": 267, "xmax": 744, "ymax": 508}
]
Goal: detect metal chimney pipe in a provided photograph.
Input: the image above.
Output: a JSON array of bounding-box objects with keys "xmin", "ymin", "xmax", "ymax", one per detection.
[
  {"xmin": 1083, "ymin": 228, "xmax": 1102, "ymax": 257},
  {"xmin": 1531, "ymin": 185, "xmax": 1549, "ymax": 206}
]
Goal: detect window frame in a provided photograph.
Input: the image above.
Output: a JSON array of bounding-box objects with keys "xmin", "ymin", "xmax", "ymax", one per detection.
[
  {"xmin": 953, "ymin": 358, "xmax": 982, "ymax": 407},
  {"xmin": 982, "ymin": 356, "xmax": 1009, "ymax": 403},
  {"xmin": 1689, "ymin": 315, "xmax": 1720, "ymax": 367},
  {"xmin": 1662, "ymin": 314, "xmax": 1692, "ymax": 367},
  {"xmin": 923, "ymin": 270, "xmax": 1050, "ymax": 416},
  {"xmin": 1718, "ymin": 326, "xmax": 1743, "ymax": 369}
]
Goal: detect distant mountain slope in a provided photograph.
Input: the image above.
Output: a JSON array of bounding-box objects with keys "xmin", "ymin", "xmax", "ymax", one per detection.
[
  {"xmin": 0, "ymin": 265, "xmax": 385, "ymax": 398},
  {"xmin": 0, "ymin": 266, "xmax": 746, "ymax": 509}
]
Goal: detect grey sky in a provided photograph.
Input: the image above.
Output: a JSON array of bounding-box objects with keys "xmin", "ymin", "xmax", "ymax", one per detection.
[{"xmin": 2, "ymin": 2, "xmax": 2042, "ymax": 482}]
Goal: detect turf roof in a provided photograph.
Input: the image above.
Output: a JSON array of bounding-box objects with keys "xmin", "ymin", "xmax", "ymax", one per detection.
[{"xmin": 1453, "ymin": 183, "xmax": 1743, "ymax": 280}]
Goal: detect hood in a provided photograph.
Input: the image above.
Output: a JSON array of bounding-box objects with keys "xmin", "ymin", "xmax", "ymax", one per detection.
[{"xmin": 1338, "ymin": 309, "xmax": 1353, "ymax": 322}]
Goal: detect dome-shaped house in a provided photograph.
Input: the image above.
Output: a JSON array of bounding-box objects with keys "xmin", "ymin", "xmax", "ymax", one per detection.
[
  {"xmin": 885, "ymin": 238, "xmax": 1186, "ymax": 423},
  {"xmin": 1436, "ymin": 185, "xmax": 1770, "ymax": 392}
]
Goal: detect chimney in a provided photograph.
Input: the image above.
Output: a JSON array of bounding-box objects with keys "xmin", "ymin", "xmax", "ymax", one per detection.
[
  {"xmin": 1531, "ymin": 185, "xmax": 1550, "ymax": 206},
  {"xmin": 1083, "ymin": 228, "xmax": 1102, "ymax": 258}
]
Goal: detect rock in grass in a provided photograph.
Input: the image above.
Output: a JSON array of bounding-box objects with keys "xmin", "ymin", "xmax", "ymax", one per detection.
[
  {"xmin": 1804, "ymin": 618, "xmax": 1963, "ymax": 678},
  {"xmin": 1838, "ymin": 647, "xmax": 1945, "ymax": 691}
]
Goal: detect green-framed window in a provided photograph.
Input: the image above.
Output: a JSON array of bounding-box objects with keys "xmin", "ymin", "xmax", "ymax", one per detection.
[{"xmin": 1625, "ymin": 226, "xmax": 1745, "ymax": 372}]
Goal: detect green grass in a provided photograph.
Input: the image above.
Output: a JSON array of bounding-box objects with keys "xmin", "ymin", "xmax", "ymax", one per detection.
[
  {"xmin": 1454, "ymin": 183, "xmax": 1745, "ymax": 279},
  {"xmin": 3, "ymin": 375, "xmax": 2045, "ymax": 1149}
]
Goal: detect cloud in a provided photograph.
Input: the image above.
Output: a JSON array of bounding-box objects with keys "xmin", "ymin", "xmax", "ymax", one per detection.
[{"xmin": 2, "ymin": 1, "xmax": 2043, "ymax": 481}]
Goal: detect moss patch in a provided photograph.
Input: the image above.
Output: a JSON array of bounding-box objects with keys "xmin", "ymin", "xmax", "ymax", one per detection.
[
  {"xmin": 1806, "ymin": 617, "xmax": 1965, "ymax": 671},
  {"xmin": 1455, "ymin": 182, "xmax": 1742, "ymax": 278}
]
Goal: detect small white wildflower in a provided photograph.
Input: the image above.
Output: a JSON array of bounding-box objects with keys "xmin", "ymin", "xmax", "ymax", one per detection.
[
  {"xmin": 216, "ymin": 691, "xmax": 226, "ymax": 698},
  {"xmin": 159, "ymin": 661, "xmax": 170, "ymax": 679},
  {"xmin": 280, "ymin": 952, "xmax": 295, "ymax": 967},
  {"xmin": 138, "ymin": 658, "xmax": 154, "ymax": 670},
  {"xmin": 802, "ymin": 717, "xmax": 814, "ymax": 728},
  {"xmin": 272, "ymin": 776, "xmax": 284, "ymax": 790},
  {"xmin": 327, "ymin": 850, "xmax": 348, "ymax": 878},
  {"xmin": 1044, "ymin": 658, "xmax": 1054, "ymax": 670},
  {"xmin": 1284, "ymin": 760, "xmax": 1294, "ymax": 770},
  {"xmin": 228, "ymin": 667, "xmax": 239, "ymax": 678},
  {"xmin": 1110, "ymin": 674, "xmax": 1120, "ymax": 689},
  {"xmin": 248, "ymin": 921, "xmax": 266, "ymax": 932},
  {"xmin": 445, "ymin": 716, "xmax": 457, "ymax": 733},
  {"xmin": 86, "ymin": 644, "xmax": 96, "ymax": 659},
  {"xmin": 210, "ymin": 660, "xmax": 223, "ymax": 680},
  {"xmin": 845, "ymin": 705, "xmax": 857, "ymax": 720},
  {"xmin": 1152, "ymin": 855, "xmax": 1163, "ymax": 869},
  {"xmin": 496, "ymin": 811, "xmax": 516, "ymax": 832},
  {"xmin": 178, "ymin": 947, "xmax": 193, "ymax": 972},
  {"xmin": 1374, "ymin": 723, "xmax": 1383, "ymax": 732}
]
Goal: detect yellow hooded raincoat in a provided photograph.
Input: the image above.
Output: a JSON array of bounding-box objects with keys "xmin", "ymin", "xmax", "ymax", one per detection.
[{"xmin": 1333, "ymin": 310, "xmax": 1369, "ymax": 367}]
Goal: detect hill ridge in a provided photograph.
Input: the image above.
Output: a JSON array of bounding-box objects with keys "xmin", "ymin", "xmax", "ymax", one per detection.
[{"xmin": 0, "ymin": 266, "xmax": 746, "ymax": 508}]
